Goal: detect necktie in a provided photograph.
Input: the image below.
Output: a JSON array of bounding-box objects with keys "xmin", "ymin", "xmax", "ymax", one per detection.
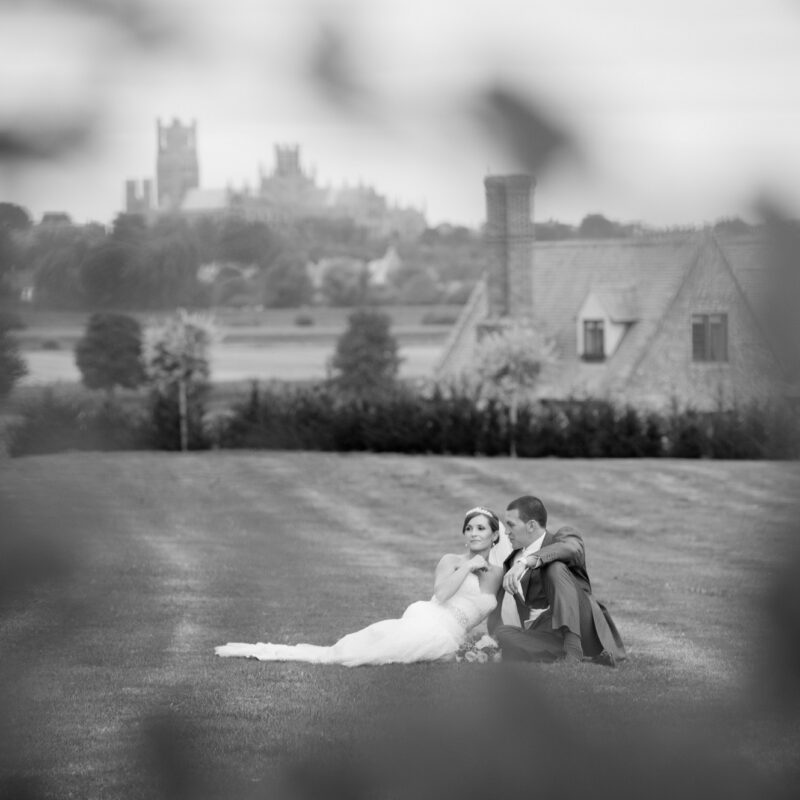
[{"xmin": 500, "ymin": 554, "xmax": 527, "ymax": 626}]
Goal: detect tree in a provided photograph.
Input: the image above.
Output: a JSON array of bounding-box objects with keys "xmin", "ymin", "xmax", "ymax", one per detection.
[
  {"xmin": 135, "ymin": 229, "xmax": 200, "ymax": 308},
  {"xmin": 321, "ymin": 259, "xmax": 370, "ymax": 306},
  {"xmin": 217, "ymin": 217, "xmax": 282, "ymax": 268},
  {"xmin": 713, "ymin": 217, "xmax": 752, "ymax": 235},
  {"xmin": 75, "ymin": 313, "xmax": 145, "ymax": 396},
  {"xmin": 474, "ymin": 321, "xmax": 557, "ymax": 457},
  {"xmin": 0, "ymin": 318, "xmax": 27, "ymax": 399},
  {"xmin": 144, "ymin": 310, "xmax": 216, "ymax": 451},
  {"xmin": 262, "ymin": 253, "xmax": 313, "ymax": 308},
  {"xmin": 0, "ymin": 228, "xmax": 16, "ymax": 296},
  {"xmin": 25, "ymin": 221, "xmax": 106, "ymax": 304},
  {"xmin": 79, "ymin": 241, "xmax": 134, "ymax": 308},
  {"xmin": 0, "ymin": 203, "xmax": 32, "ymax": 295},
  {"xmin": 110, "ymin": 213, "xmax": 147, "ymax": 245},
  {"xmin": 31, "ymin": 238, "xmax": 88, "ymax": 308},
  {"xmin": 0, "ymin": 203, "xmax": 32, "ymax": 233},
  {"xmin": 535, "ymin": 220, "xmax": 576, "ymax": 241},
  {"xmin": 330, "ymin": 309, "xmax": 401, "ymax": 397},
  {"xmin": 578, "ymin": 213, "xmax": 623, "ymax": 239},
  {"xmin": 396, "ymin": 269, "xmax": 441, "ymax": 304}
]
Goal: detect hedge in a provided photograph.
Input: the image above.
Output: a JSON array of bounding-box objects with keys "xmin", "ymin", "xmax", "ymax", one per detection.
[{"xmin": 6, "ymin": 381, "xmax": 799, "ymax": 459}]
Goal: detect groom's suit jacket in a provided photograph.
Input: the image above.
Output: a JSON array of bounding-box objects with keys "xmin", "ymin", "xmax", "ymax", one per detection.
[{"xmin": 488, "ymin": 526, "xmax": 625, "ymax": 659}]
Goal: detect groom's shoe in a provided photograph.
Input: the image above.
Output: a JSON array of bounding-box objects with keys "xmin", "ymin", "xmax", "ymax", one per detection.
[{"xmin": 587, "ymin": 649, "xmax": 617, "ymax": 668}]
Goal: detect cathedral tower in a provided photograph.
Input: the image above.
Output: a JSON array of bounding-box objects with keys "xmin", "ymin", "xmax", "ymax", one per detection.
[
  {"xmin": 125, "ymin": 179, "xmax": 153, "ymax": 214},
  {"xmin": 273, "ymin": 144, "xmax": 302, "ymax": 178},
  {"xmin": 156, "ymin": 118, "xmax": 199, "ymax": 211}
]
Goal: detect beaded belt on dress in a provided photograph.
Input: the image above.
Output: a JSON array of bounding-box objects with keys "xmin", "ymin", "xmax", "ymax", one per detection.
[{"xmin": 448, "ymin": 606, "xmax": 470, "ymax": 628}]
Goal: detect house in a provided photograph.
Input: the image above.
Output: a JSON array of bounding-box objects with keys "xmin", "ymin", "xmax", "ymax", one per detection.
[{"xmin": 435, "ymin": 175, "xmax": 789, "ymax": 410}]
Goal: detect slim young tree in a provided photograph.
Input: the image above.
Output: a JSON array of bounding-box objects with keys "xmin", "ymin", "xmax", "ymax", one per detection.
[
  {"xmin": 474, "ymin": 321, "xmax": 557, "ymax": 457},
  {"xmin": 144, "ymin": 310, "xmax": 216, "ymax": 452}
]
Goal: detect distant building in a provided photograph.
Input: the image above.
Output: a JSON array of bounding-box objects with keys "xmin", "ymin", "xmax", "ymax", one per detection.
[
  {"xmin": 255, "ymin": 144, "xmax": 329, "ymax": 222},
  {"xmin": 124, "ymin": 122, "xmax": 426, "ymax": 238},
  {"xmin": 39, "ymin": 212, "xmax": 72, "ymax": 226},
  {"xmin": 366, "ymin": 245, "xmax": 402, "ymax": 287},
  {"xmin": 156, "ymin": 118, "xmax": 199, "ymax": 211},
  {"xmin": 178, "ymin": 188, "xmax": 233, "ymax": 218},
  {"xmin": 125, "ymin": 179, "xmax": 154, "ymax": 215},
  {"xmin": 436, "ymin": 175, "xmax": 791, "ymax": 410}
]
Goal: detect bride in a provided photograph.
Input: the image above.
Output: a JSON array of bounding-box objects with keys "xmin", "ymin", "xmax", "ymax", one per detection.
[{"xmin": 215, "ymin": 506, "xmax": 508, "ymax": 666}]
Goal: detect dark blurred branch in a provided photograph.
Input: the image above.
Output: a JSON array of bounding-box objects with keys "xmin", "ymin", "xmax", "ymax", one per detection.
[{"xmin": 474, "ymin": 84, "xmax": 578, "ymax": 174}]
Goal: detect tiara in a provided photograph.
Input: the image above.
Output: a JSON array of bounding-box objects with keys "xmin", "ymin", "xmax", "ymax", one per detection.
[{"xmin": 465, "ymin": 506, "xmax": 498, "ymax": 520}]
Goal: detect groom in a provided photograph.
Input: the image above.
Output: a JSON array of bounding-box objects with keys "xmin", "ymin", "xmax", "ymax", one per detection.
[{"xmin": 487, "ymin": 495, "xmax": 625, "ymax": 666}]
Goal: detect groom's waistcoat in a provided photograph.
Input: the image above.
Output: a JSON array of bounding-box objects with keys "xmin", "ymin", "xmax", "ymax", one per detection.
[{"xmin": 488, "ymin": 526, "xmax": 591, "ymax": 632}]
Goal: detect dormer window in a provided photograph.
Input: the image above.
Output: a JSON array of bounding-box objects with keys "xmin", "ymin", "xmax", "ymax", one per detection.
[
  {"xmin": 692, "ymin": 313, "xmax": 728, "ymax": 362},
  {"xmin": 583, "ymin": 320, "xmax": 605, "ymax": 361},
  {"xmin": 577, "ymin": 286, "xmax": 638, "ymax": 362}
]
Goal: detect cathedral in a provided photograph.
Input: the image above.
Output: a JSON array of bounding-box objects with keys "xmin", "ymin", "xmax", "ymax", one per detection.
[{"xmin": 124, "ymin": 119, "xmax": 426, "ymax": 240}]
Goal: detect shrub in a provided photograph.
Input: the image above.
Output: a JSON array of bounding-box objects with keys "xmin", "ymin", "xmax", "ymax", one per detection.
[
  {"xmin": 0, "ymin": 310, "xmax": 25, "ymax": 330},
  {"xmin": 218, "ymin": 381, "xmax": 338, "ymax": 450},
  {"xmin": 0, "ymin": 317, "xmax": 27, "ymax": 398},
  {"xmin": 329, "ymin": 309, "xmax": 401, "ymax": 399},
  {"xmin": 7, "ymin": 390, "xmax": 149, "ymax": 456},
  {"xmin": 294, "ymin": 312, "xmax": 315, "ymax": 327},
  {"xmin": 664, "ymin": 406, "xmax": 710, "ymax": 458},
  {"xmin": 8, "ymin": 380, "xmax": 798, "ymax": 460},
  {"xmin": 148, "ymin": 386, "xmax": 209, "ymax": 451},
  {"xmin": 517, "ymin": 403, "xmax": 568, "ymax": 457},
  {"xmin": 660, "ymin": 400, "xmax": 800, "ymax": 459},
  {"xmin": 75, "ymin": 312, "xmax": 145, "ymax": 395},
  {"xmin": 707, "ymin": 406, "xmax": 765, "ymax": 459},
  {"xmin": 238, "ymin": 391, "xmax": 797, "ymax": 459}
]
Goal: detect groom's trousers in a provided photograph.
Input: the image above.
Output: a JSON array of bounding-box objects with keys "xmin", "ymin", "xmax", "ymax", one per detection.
[{"xmin": 495, "ymin": 561, "xmax": 602, "ymax": 662}]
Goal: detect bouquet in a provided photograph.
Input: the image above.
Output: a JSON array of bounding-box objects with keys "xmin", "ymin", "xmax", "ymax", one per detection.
[{"xmin": 455, "ymin": 633, "xmax": 501, "ymax": 663}]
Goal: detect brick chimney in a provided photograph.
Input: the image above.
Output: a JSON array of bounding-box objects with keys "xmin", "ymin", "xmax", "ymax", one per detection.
[{"xmin": 484, "ymin": 174, "xmax": 535, "ymax": 318}]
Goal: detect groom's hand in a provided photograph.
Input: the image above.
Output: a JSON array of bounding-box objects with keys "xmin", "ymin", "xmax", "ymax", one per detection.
[{"xmin": 503, "ymin": 560, "xmax": 527, "ymax": 595}]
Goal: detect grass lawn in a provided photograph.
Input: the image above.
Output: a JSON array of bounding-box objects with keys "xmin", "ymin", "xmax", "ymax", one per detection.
[{"xmin": 2, "ymin": 453, "xmax": 800, "ymax": 799}]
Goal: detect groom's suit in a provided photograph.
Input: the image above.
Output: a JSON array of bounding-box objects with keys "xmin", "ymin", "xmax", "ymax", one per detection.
[{"xmin": 487, "ymin": 526, "xmax": 625, "ymax": 662}]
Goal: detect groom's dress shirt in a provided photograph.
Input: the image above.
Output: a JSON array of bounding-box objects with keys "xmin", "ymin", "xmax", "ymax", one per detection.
[{"xmin": 501, "ymin": 531, "xmax": 547, "ymax": 626}]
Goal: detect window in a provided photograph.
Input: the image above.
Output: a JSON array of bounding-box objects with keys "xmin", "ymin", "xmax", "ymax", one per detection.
[
  {"xmin": 583, "ymin": 320, "xmax": 605, "ymax": 361},
  {"xmin": 692, "ymin": 314, "xmax": 728, "ymax": 362}
]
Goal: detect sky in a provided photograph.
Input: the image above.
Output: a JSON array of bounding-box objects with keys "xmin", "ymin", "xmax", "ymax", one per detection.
[{"xmin": 1, "ymin": 0, "xmax": 800, "ymax": 228}]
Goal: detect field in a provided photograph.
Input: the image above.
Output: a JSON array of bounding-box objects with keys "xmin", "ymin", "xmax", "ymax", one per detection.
[
  {"xmin": 12, "ymin": 306, "xmax": 455, "ymax": 385},
  {"xmin": 2, "ymin": 453, "xmax": 800, "ymax": 799}
]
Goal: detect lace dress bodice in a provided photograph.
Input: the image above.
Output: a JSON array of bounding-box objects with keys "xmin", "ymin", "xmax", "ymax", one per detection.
[{"xmin": 435, "ymin": 572, "xmax": 497, "ymax": 632}]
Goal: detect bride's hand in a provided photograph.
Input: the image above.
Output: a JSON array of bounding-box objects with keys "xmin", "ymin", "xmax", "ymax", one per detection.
[{"xmin": 467, "ymin": 554, "xmax": 489, "ymax": 573}]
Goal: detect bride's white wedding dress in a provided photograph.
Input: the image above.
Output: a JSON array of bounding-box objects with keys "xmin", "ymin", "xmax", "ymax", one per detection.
[{"xmin": 215, "ymin": 573, "xmax": 497, "ymax": 667}]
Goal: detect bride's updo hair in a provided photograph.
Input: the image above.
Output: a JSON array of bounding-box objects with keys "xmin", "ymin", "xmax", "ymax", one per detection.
[{"xmin": 462, "ymin": 506, "xmax": 500, "ymax": 537}]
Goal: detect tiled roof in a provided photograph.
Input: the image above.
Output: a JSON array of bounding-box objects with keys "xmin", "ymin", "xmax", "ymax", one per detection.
[
  {"xmin": 532, "ymin": 234, "xmax": 701, "ymax": 397},
  {"xmin": 713, "ymin": 233, "xmax": 770, "ymax": 320},
  {"xmin": 438, "ymin": 230, "xmax": 781, "ymax": 400},
  {"xmin": 590, "ymin": 285, "xmax": 639, "ymax": 322}
]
